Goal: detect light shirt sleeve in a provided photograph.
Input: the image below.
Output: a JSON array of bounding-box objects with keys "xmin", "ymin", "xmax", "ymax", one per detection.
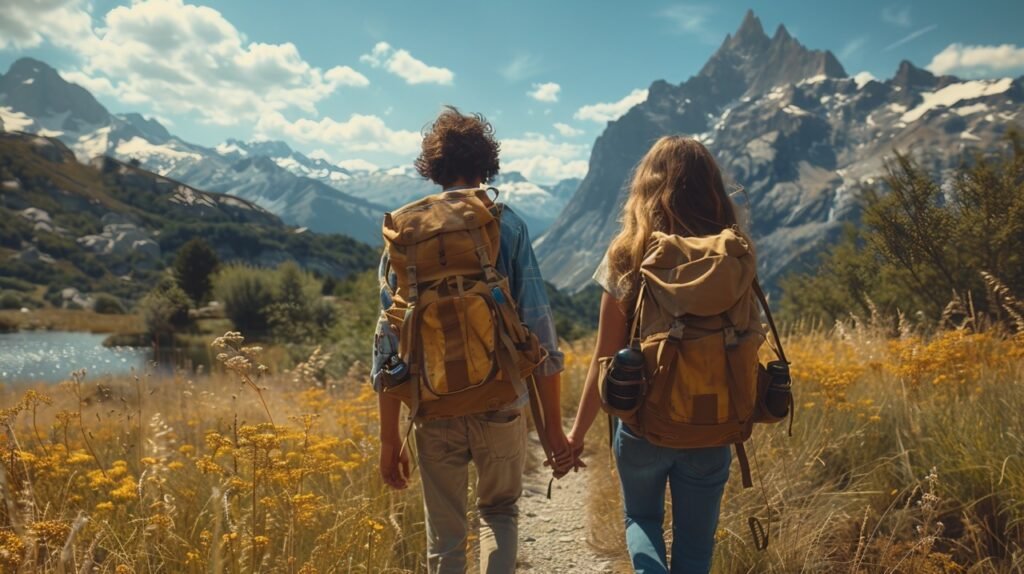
[{"xmin": 507, "ymin": 216, "xmax": 565, "ymax": 377}]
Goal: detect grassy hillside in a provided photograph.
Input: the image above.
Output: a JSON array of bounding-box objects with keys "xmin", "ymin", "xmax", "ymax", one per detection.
[{"xmin": 0, "ymin": 132, "xmax": 377, "ymax": 307}]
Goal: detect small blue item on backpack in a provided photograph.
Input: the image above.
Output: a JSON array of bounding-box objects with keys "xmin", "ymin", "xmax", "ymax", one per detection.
[{"xmin": 491, "ymin": 286, "xmax": 507, "ymax": 305}]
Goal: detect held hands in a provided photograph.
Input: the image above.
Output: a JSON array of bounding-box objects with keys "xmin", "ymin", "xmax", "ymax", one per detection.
[
  {"xmin": 544, "ymin": 424, "xmax": 586, "ymax": 479},
  {"xmin": 379, "ymin": 437, "xmax": 411, "ymax": 490}
]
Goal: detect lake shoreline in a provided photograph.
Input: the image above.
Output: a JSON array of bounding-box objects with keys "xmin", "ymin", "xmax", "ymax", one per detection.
[{"xmin": 0, "ymin": 308, "xmax": 144, "ymax": 335}]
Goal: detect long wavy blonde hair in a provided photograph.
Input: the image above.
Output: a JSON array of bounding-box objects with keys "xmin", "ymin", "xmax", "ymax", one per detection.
[{"xmin": 606, "ymin": 136, "xmax": 738, "ymax": 304}]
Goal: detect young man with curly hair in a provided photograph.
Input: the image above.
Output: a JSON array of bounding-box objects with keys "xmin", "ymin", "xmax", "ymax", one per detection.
[{"xmin": 371, "ymin": 106, "xmax": 572, "ymax": 573}]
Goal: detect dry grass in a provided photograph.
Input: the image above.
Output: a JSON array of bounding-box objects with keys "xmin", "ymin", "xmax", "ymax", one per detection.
[
  {"xmin": 2, "ymin": 323, "xmax": 1023, "ymax": 572},
  {"xmin": 576, "ymin": 324, "xmax": 1024, "ymax": 573},
  {"xmin": 0, "ymin": 309, "xmax": 144, "ymax": 335},
  {"xmin": 0, "ymin": 335, "xmax": 427, "ymax": 573}
]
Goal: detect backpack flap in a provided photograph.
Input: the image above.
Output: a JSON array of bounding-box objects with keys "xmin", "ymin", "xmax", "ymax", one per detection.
[
  {"xmin": 640, "ymin": 228, "xmax": 757, "ymax": 324},
  {"xmin": 383, "ymin": 189, "xmax": 501, "ymax": 292}
]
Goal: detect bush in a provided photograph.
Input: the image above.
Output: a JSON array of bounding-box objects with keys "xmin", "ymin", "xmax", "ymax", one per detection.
[
  {"xmin": 214, "ymin": 264, "xmax": 276, "ymax": 335},
  {"xmin": 266, "ymin": 261, "xmax": 329, "ymax": 342},
  {"xmin": 139, "ymin": 278, "xmax": 192, "ymax": 336},
  {"xmin": 0, "ymin": 291, "xmax": 22, "ymax": 310},
  {"xmin": 93, "ymin": 293, "xmax": 126, "ymax": 315}
]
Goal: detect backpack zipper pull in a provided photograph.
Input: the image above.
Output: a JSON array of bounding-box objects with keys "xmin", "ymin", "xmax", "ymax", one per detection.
[{"xmin": 438, "ymin": 234, "xmax": 447, "ymax": 266}]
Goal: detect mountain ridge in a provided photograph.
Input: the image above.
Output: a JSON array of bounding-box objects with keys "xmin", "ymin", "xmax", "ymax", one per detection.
[{"xmin": 536, "ymin": 11, "xmax": 1023, "ymax": 291}]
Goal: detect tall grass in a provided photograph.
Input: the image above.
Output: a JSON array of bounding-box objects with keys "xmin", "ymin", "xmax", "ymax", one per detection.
[
  {"xmin": 0, "ymin": 338, "xmax": 426, "ymax": 573},
  {"xmin": 2, "ymin": 324, "xmax": 1022, "ymax": 572},
  {"xmin": 576, "ymin": 322, "xmax": 1024, "ymax": 572}
]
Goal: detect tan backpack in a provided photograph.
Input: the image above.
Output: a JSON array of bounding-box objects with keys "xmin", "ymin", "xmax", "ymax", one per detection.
[
  {"xmin": 377, "ymin": 188, "xmax": 547, "ymax": 420},
  {"xmin": 598, "ymin": 226, "xmax": 792, "ymax": 490}
]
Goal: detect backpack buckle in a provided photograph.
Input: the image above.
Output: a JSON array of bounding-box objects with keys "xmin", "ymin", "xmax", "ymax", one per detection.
[
  {"xmin": 668, "ymin": 320, "xmax": 685, "ymax": 342},
  {"xmin": 724, "ymin": 326, "xmax": 738, "ymax": 349}
]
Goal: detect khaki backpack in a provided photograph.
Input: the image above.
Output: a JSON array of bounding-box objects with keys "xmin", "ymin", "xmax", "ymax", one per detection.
[
  {"xmin": 377, "ymin": 188, "xmax": 547, "ymax": 421},
  {"xmin": 598, "ymin": 226, "xmax": 791, "ymax": 490}
]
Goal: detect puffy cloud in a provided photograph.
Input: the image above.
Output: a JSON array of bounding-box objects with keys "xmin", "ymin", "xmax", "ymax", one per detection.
[
  {"xmin": 927, "ymin": 43, "xmax": 1024, "ymax": 79},
  {"xmin": 256, "ymin": 111, "xmax": 422, "ymax": 156},
  {"xmin": 360, "ymin": 41, "xmax": 454, "ymax": 85},
  {"xmin": 504, "ymin": 156, "xmax": 588, "ymax": 185},
  {"xmin": 553, "ymin": 122, "xmax": 583, "ymax": 137},
  {"xmin": 528, "ymin": 82, "xmax": 560, "ymax": 103},
  {"xmin": 500, "ymin": 132, "xmax": 589, "ymax": 184},
  {"xmin": 7, "ymin": 0, "xmax": 368, "ymax": 126},
  {"xmin": 574, "ymin": 88, "xmax": 648, "ymax": 123},
  {"xmin": 0, "ymin": 0, "xmax": 93, "ymax": 50},
  {"xmin": 337, "ymin": 158, "xmax": 380, "ymax": 172}
]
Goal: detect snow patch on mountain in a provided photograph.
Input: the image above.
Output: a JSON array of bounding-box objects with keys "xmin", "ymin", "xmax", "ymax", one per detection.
[{"xmin": 901, "ymin": 78, "xmax": 1014, "ymax": 123}]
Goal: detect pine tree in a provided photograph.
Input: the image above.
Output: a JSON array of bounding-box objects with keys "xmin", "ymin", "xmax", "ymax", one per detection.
[{"xmin": 173, "ymin": 239, "xmax": 220, "ymax": 306}]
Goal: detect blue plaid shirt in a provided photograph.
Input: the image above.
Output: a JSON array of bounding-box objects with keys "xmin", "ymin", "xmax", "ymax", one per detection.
[{"xmin": 370, "ymin": 195, "xmax": 564, "ymax": 406}]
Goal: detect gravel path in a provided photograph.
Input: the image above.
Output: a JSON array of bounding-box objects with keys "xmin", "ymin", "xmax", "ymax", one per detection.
[{"xmin": 515, "ymin": 432, "xmax": 617, "ymax": 573}]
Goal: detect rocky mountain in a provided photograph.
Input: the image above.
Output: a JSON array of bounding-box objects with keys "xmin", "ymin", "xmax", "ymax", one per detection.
[
  {"xmin": 0, "ymin": 58, "xmax": 386, "ymax": 244},
  {"xmin": 0, "ymin": 57, "xmax": 577, "ymax": 243},
  {"xmin": 0, "ymin": 130, "xmax": 378, "ymax": 301},
  {"xmin": 536, "ymin": 10, "xmax": 1024, "ymax": 291}
]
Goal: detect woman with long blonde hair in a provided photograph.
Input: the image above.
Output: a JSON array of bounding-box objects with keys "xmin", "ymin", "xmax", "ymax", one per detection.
[{"xmin": 568, "ymin": 136, "xmax": 739, "ymax": 573}]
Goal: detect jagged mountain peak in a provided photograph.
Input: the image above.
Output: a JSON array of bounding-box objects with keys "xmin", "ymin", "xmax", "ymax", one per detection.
[
  {"xmin": 697, "ymin": 11, "xmax": 846, "ymax": 101},
  {"xmin": 0, "ymin": 57, "xmax": 109, "ymax": 129}
]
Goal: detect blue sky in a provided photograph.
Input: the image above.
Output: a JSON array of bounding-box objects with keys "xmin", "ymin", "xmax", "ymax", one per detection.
[{"xmin": 2, "ymin": 0, "xmax": 1023, "ymax": 181}]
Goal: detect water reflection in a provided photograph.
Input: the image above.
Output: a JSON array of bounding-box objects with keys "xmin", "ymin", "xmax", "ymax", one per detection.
[{"xmin": 0, "ymin": 331, "xmax": 151, "ymax": 383}]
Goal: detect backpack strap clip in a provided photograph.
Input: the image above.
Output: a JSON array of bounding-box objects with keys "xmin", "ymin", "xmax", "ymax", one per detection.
[
  {"xmin": 667, "ymin": 319, "xmax": 685, "ymax": 342},
  {"xmin": 468, "ymin": 227, "xmax": 500, "ymax": 283},
  {"xmin": 723, "ymin": 326, "xmax": 738, "ymax": 349}
]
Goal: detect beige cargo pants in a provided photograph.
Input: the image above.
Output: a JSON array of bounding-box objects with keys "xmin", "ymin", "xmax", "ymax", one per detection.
[{"xmin": 414, "ymin": 408, "xmax": 527, "ymax": 574}]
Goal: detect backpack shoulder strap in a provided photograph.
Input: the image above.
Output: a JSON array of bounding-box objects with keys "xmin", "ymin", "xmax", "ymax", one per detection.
[{"xmin": 752, "ymin": 278, "xmax": 787, "ymax": 364}]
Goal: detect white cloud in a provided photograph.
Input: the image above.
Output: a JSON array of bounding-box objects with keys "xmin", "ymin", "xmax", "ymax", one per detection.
[
  {"xmin": 574, "ymin": 88, "xmax": 649, "ymax": 123},
  {"xmin": 881, "ymin": 5, "xmax": 912, "ymax": 27},
  {"xmin": 360, "ymin": 41, "xmax": 453, "ymax": 85},
  {"xmin": 12, "ymin": 0, "xmax": 369, "ymax": 126},
  {"xmin": 660, "ymin": 4, "xmax": 719, "ymax": 44},
  {"xmin": 504, "ymin": 156, "xmax": 588, "ymax": 185},
  {"xmin": 553, "ymin": 122, "xmax": 583, "ymax": 137},
  {"xmin": 840, "ymin": 36, "xmax": 868, "ymax": 61},
  {"xmin": 0, "ymin": 0, "xmax": 93, "ymax": 50},
  {"xmin": 256, "ymin": 111, "xmax": 422, "ymax": 156},
  {"xmin": 501, "ymin": 53, "xmax": 542, "ymax": 82},
  {"xmin": 853, "ymin": 71, "xmax": 878, "ymax": 89},
  {"xmin": 883, "ymin": 24, "xmax": 937, "ymax": 52},
  {"xmin": 927, "ymin": 43, "xmax": 1024, "ymax": 79},
  {"xmin": 500, "ymin": 132, "xmax": 589, "ymax": 184},
  {"xmin": 337, "ymin": 158, "xmax": 380, "ymax": 172},
  {"xmin": 528, "ymin": 82, "xmax": 560, "ymax": 103}
]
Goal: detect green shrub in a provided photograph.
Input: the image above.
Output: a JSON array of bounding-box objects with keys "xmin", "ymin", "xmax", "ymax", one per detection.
[
  {"xmin": 93, "ymin": 293, "xmax": 126, "ymax": 315},
  {"xmin": 0, "ymin": 291, "xmax": 22, "ymax": 310},
  {"xmin": 214, "ymin": 264, "xmax": 276, "ymax": 335},
  {"xmin": 139, "ymin": 278, "xmax": 192, "ymax": 336}
]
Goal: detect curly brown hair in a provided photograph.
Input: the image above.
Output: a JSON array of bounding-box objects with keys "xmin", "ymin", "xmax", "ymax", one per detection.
[{"xmin": 415, "ymin": 106, "xmax": 500, "ymax": 187}]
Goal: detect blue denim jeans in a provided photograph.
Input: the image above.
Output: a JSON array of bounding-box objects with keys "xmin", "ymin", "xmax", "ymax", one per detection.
[{"xmin": 613, "ymin": 419, "xmax": 731, "ymax": 574}]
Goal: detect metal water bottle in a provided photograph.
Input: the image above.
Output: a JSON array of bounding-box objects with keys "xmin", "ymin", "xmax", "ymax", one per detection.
[{"xmin": 605, "ymin": 347, "xmax": 646, "ymax": 411}]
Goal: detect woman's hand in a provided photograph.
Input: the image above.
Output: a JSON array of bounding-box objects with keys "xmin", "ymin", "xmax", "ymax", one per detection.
[
  {"xmin": 566, "ymin": 427, "xmax": 586, "ymax": 467},
  {"xmin": 379, "ymin": 437, "xmax": 411, "ymax": 490}
]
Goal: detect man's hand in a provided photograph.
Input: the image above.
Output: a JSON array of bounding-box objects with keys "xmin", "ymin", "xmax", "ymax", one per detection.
[{"xmin": 379, "ymin": 438, "xmax": 411, "ymax": 490}]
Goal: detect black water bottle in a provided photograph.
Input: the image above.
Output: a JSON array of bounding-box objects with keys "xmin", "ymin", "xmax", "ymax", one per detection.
[
  {"xmin": 383, "ymin": 354, "xmax": 410, "ymax": 387},
  {"xmin": 605, "ymin": 347, "xmax": 646, "ymax": 411},
  {"xmin": 765, "ymin": 360, "xmax": 792, "ymax": 418}
]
